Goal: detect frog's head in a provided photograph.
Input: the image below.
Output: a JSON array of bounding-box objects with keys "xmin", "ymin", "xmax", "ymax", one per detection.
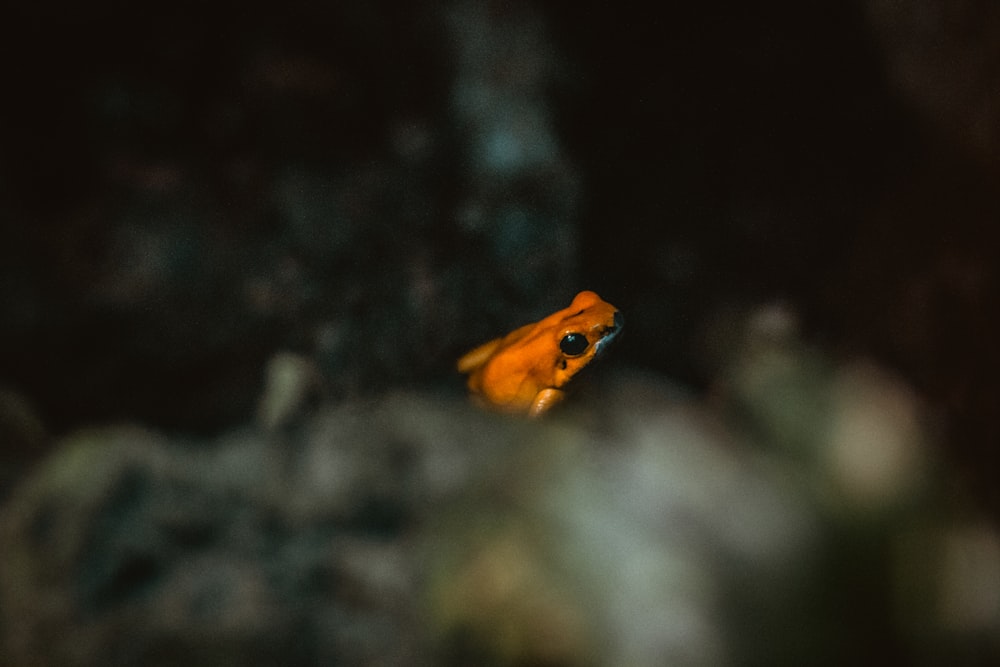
[{"xmin": 551, "ymin": 291, "xmax": 623, "ymax": 386}]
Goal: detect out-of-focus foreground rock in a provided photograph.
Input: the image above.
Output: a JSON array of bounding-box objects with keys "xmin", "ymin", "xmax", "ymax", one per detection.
[{"xmin": 2, "ymin": 317, "xmax": 998, "ymax": 666}]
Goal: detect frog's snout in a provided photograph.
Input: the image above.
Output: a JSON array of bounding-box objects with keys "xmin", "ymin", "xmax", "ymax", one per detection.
[{"xmin": 593, "ymin": 311, "xmax": 623, "ymax": 357}]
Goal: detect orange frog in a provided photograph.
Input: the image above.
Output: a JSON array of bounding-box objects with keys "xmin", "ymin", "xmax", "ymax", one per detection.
[{"xmin": 457, "ymin": 291, "xmax": 623, "ymax": 417}]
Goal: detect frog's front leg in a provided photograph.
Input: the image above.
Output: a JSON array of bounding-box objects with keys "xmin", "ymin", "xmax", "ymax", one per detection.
[{"xmin": 528, "ymin": 388, "xmax": 565, "ymax": 417}]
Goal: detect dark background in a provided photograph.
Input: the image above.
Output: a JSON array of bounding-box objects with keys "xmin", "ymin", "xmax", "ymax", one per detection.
[{"xmin": 1, "ymin": 0, "xmax": 998, "ymax": 517}]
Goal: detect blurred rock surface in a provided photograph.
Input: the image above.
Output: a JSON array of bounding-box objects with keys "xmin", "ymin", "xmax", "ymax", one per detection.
[{"xmin": 2, "ymin": 352, "xmax": 997, "ymax": 666}]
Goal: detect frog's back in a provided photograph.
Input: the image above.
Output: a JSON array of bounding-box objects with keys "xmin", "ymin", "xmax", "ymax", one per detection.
[{"xmin": 458, "ymin": 322, "xmax": 530, "ymax": 375}]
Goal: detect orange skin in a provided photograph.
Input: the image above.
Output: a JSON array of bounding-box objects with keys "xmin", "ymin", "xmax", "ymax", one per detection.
[{"xmin": 457, "ymin": 291, "xmax": 623, "ymax": 417}]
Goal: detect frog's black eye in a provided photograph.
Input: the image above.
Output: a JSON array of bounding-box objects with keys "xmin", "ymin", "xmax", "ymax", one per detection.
[{"xmin": 559, "ymin": 332, "xmax": 589, "ymax": 356}]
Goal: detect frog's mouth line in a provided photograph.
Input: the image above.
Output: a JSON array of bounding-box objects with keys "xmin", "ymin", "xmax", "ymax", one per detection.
[{"xmin": 592, "ymin": 311, "xmax": 624, "ymax": 358}]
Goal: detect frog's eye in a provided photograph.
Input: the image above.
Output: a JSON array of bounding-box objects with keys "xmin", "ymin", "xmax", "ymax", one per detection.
[{"xmin": 559, "ymin": 333, "xmax": 589, "ymax": 356}]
